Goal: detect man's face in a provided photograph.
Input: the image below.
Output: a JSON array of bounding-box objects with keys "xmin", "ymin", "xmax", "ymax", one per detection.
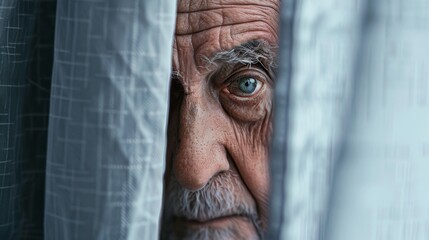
[{"xmin": 163, "ymin": 0, "xmax": 279, "ymax": 239}]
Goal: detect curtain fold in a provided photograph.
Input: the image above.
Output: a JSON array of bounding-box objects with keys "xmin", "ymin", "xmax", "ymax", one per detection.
[
  {"xmin": 267, "ymin": 0, "xmax": 296, "ymax": 239},
  {"xmin": 270, "ymin": 0, "xmax": 366, "ymax": 239},
  {"xmin": 325, "ymin": 1, "xmax": 429, "ymax": 239},
  {"xmin": 44, "ymin": 1, "xmax": 176, "ymax": 239},
  {"xmin": 0, "ymin": 1, "xmax": 56, "ymax": 239},
  {"xmin": 270, "ymin": 0, "xmax": 429, "ymax": 240}
]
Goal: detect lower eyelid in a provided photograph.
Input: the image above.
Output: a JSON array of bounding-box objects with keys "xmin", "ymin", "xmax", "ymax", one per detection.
[
  {"xmin": 226, "ymin": 81, "xmax": 264, "ymax": 98},
  {"xmin": 222, "ymin": 84, "xmax": 266, "ymax": 105},
  {"xmin": 219, "ymin": 91, "xmax": 269, "ymax": 122}
]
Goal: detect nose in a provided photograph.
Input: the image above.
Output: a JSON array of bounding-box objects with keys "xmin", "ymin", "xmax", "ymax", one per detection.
[{"xmin": 172, "ymin": 96, "xmax": 229, "ymax": 191}]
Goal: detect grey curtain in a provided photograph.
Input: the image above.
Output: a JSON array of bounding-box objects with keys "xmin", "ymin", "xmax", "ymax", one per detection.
[
  {"xmin": 1, "ymin": 0, "xmax": 56, "ymax": 238},
  {"xmin": 270, "ymin": 0, "xmax": 429, "ymax": 240},
  {"xmin": 1, "ymin": 0, "xmax": 429, "ymax": 239},
  {"xmin": 1, "ymin": 0, "xmax": 176, "ymax": 239},
  {"xmin": 44, "ymin": 0, "xmax": 176, "ymax": 239}
]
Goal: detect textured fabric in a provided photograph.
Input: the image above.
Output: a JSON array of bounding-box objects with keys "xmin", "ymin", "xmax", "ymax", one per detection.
[
  {"xmin": 1, "ymin": 1, "xmax": 176, "ymax": 239},
  {"xmin": 0, "ymin": 1, "xmax": 56, "ymax": 239},
  {"xmin": 270, "ymin": 0, "xmax": 429, "ymax": 240},
  {"xmin": 44, "ymin": 1, "xmax": 176, "ymax": 239},
  {"xmin": 325, "ymin": 0, "xmax": 429, "ymax": 239},
  {"xmin": 270, "ymin": 0, "xmax": 365, "ymax": 239},
  {"xmin": 267, "ymin": 0, "xmax": 296, "ymax": 239}
]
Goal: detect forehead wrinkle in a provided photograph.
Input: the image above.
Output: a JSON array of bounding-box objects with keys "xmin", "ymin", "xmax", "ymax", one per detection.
[
  {"xmin": 178, "ymin": 0, "xmax": 280, "ymax": 13},
  {"xmin": 175, "ymin": 6, "xmax": 279, "ymax": 36}
]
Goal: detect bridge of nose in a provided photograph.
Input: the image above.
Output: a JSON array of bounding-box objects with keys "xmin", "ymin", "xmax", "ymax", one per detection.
[{"xmin": 172, "ymin": 94, "xmax": 230, "ymax": 191}]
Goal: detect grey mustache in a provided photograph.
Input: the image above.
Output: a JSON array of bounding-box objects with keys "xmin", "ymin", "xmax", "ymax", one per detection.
[{"xmin": 166, "ymin": 170, "xmax": 258, "ymax": 222}]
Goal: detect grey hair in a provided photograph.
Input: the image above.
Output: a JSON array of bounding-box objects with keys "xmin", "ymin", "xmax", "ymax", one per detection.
[
  {"xmin": 163, "ymin": 170, "xmax": 263, "ymax": 240},
  {"xmin": 202, "ymin": 40, "xmax": 278, "ymax": 71},
  {"xmin": 168, "ymin": 226, "xmax": 253, "ymax": 240}
]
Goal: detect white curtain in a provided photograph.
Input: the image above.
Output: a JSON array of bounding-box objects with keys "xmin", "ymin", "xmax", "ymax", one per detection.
[
  {"xmin": 43, "ymin": 0, "xmax": 176, "ymax": 239},
  {"xmin": 270, "ymin": 0, "xmax": 429, "ymax": 240}
]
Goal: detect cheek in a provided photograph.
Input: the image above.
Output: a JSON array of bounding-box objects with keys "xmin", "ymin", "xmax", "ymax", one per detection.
[
  {"xmin": 227, "ymin": 114, "xmax": 272, "ymax": 215},
  {"xmin": 219, "ymin": 87, "xmax": 272, "ymax": 122},
  {"xmin": 228, "ymin": 100, "xmax": 272, "ymax": 162}
]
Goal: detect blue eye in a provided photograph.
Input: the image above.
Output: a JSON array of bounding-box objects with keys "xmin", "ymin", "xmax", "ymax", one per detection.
[
  {"xmin": 238, "ymin": 77, "xmax": 258, "ymax": 94},
  {"xmin": 224, "ymin": 75, "xmax": 264, "ymax": 97}
]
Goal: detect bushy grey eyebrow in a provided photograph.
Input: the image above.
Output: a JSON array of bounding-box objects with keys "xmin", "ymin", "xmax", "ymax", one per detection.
[
  {"xmin": 171, "ymin": 40, "xmax": 278, "ymax": 85},
  {"xmin": 202, "ymin": 40, "xmax": 278, "ymax": 71}
]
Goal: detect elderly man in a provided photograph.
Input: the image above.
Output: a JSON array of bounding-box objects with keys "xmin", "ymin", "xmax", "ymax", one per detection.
[{"xmin": 162, "ymin": 0, "xmax": 280, "ymax": 239}]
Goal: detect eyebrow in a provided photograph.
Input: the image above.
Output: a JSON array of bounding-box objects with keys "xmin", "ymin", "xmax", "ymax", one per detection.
[
  {"xmin": 203, "ymin": 39, "xmax": 278, "ymax": 72},
  {"xmin": 171, "ymin": 40, "xmax": 278, "ymax": 84}
]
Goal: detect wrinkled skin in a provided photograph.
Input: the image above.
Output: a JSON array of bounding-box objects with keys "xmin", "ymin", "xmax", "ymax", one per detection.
[{"xmin": 163, "ymin": 0, "xmax": 279, "ymax": 239}]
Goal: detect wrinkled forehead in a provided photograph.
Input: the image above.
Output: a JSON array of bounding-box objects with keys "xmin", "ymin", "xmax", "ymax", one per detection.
[
  {"xmin": 177, "ymin": 0, "xmax": 279, "ymax": 12},
  {"xmin": 174, "ymin": 0, "xmax": 280, "ymax": 72}
]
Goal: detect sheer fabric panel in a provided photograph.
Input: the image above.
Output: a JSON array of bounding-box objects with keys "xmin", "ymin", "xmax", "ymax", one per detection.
[
  {"xmin": 271, "ymin": 1, "xmax": 429, "ymax": 240},
  {"xmin": 270, "ymin": 0, "xmax": 364, "ymax": 239},
  {"xmin": 44, "ymin": 1, "xmax": 176, "ymax": 239},
  {"xmin": 325, "ymin": 1, "xmax": 429, "ymax": 239}
]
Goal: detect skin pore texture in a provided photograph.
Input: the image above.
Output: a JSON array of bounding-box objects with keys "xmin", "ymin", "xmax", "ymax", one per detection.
[{"xmin": 162, "ymin": 0, "xmax": 279, "ymax": 239}]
